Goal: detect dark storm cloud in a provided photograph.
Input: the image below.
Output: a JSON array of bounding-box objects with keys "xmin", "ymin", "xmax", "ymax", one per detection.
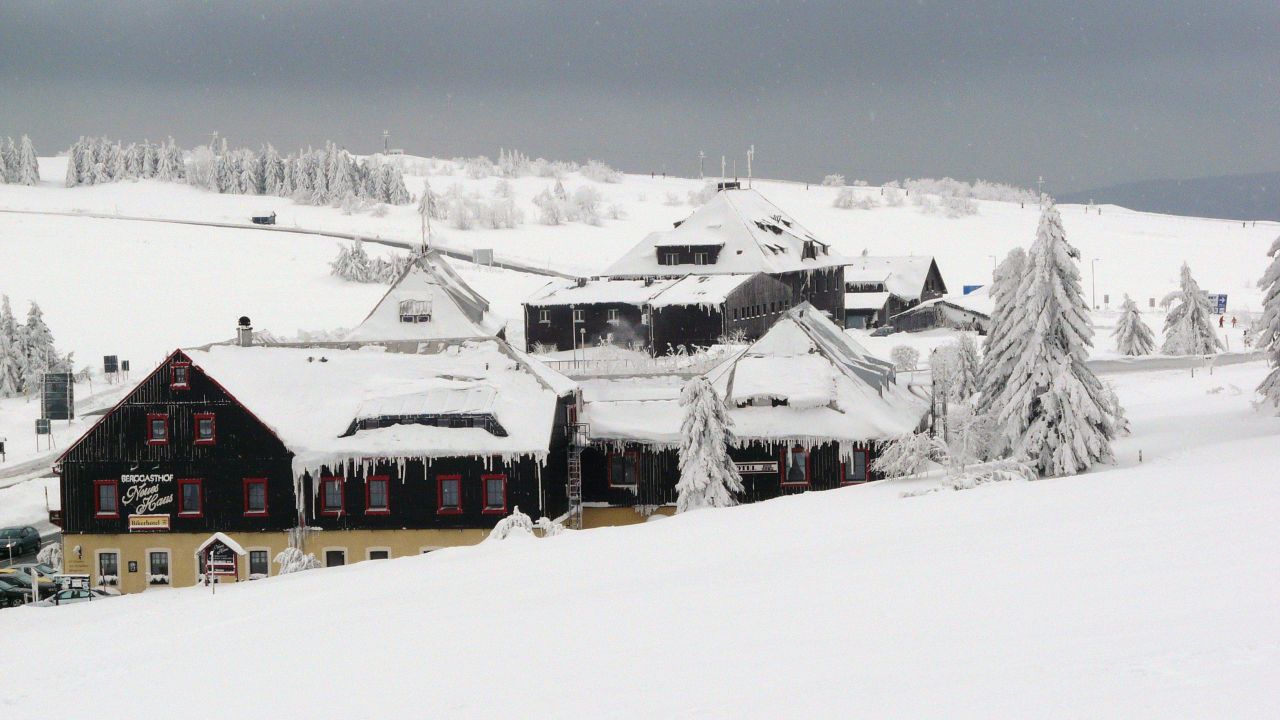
[{"xmin": 1, "ymin": 1, "xmax": 1275, "ymax": 191}]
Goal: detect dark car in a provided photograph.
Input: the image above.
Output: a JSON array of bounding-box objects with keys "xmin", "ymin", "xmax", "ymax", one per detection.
[
  {"xmin": 0, "ymin": 577, "xmax": 30, "ymax": 607},
  {"xmin": 0, "ymin": 526, "xmax": 41, "ymax": 558},
  {"xmin": 0, "ymin": 571, "xmax": 55, "ymax": 600}
]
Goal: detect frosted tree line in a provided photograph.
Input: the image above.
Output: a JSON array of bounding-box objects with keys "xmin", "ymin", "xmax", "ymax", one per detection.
[
  {"xmin": 63, "ymin": 136, "xmax": 184, "ymax": 186},
  {"xmin": 0, "ymin": 295, "xmax": 72, "ymax": 398},
  {"xmin": 329, "ymin": 240, "xmax": 414, "ymax": 284},
  {"xmin": 0, "ymin": 135, "xmax": 40, "ymax": 185}
]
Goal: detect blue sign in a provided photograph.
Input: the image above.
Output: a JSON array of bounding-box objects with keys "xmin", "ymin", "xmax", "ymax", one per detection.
[
  {"xmin": 1207, "ymin": 294, "xmax": 1227, "ymax": 314},
  {"xmin": 962, "ymin": 285, "xmax": 984, "ymax": 295}
]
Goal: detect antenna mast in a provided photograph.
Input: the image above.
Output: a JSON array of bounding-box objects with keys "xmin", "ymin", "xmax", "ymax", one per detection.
[{"xmin": 747, "ymin": 145, "xmax": 754, "ymax": 189}]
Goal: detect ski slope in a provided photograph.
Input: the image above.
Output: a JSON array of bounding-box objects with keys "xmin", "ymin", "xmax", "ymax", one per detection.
[{"xmin": 0, "ymin": 360, "xmax": 1275, "ymax": 719}]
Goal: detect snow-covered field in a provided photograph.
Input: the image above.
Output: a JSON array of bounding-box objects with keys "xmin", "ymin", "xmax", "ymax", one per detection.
[{"xmin": 0, "ymin": 360, "xmax": 1275, "ymax": 719}]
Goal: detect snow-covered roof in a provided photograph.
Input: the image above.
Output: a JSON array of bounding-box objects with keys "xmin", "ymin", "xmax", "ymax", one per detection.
[
  {"xmin": 345, "ymin": 250, "xmax": 505, "ymax": 341},
  {"xmin": 844, "ymin": 291, "xmax": 893, "ymax": 311},
  {"xmin": 194, "ymin": 532, "xmax": 247, "ymax": 557},
  {"xmin": 603, "ymin": 189, "xmax": 850, "ymax": 277},
  {"xmin": 843, "ymin": 256, "xmax": 939, "ymax": 300},
  {"xmin": 896, "ymin": 285, "xmax": 993, "ymax": 319},
  {"xmin": 581, "ymin": 304, "xmax": 927, "ymax": 447},
  {"xmin": 527, "ymin": 273, "xmax": 757, "ymax": 310},
  {"xmin": 183, "ymin": 340, "xmax": 569, "ymax": 476}
]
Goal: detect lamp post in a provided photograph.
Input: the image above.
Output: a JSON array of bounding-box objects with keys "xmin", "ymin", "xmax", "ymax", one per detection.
[{"xmin": 1091, "ymin": 258, "xmax": 1100, "ymax": 310}]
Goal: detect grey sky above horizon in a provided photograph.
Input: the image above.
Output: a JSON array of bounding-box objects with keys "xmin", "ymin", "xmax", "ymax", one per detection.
[{"xmin": 1, "ymin": 1, "xmax": 1275, "ymax": 193}]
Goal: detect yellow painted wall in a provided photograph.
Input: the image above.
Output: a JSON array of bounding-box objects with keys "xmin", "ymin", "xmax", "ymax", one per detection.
[
  {"xmin": 582, "ymin": 505, "xmax": 675, "ymax": 529},
  {"xmin": 61, "ymin": 528, "xmax": 490, "ymax": 595}
]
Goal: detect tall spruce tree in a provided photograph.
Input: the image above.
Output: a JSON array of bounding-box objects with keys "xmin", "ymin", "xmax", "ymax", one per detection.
[
  {"xmin": 675, "ymin": 376, "xmax": 743, "ymax": 512},
  {"xmin": 17, "ymin": 135, "xmax": 39, "ymax": 185},
  {"xmin": 0, "ymin": 296, "xmax": 23, "ymax": 396},
  {"xmin": 1161, "ymin": 262, "xmax": 1223, "ymax": 355},
  {"xmin": 0, "ymin": 137, "xmax": 18, "ymax": 183},
  {"xmin": 990, "ymin": 204, "xmax": 1116, "ymax": 476},
  {"xmin": 1257, "ymin": 236, "xmax": 1280, "ymax": 410},
  {"xmin": 1113, "ymin": 294, "xmax": 1156, "ymax": 356},
  {"xmin": 976, "ymin": 247, "xmax": 1027, "ymax": 415},
  {"xmin": 18, "ymin": 302, "xmax": 58, "ymax": 395}
]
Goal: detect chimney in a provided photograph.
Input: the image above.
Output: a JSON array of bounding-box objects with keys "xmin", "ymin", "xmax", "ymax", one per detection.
[{"xmin": 236, "ymin": 316, "xmax": 253, "ymax": 347}]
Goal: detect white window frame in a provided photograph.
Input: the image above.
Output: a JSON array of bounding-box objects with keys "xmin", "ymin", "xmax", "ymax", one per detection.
[
  {"xmin": 663, "ymin": 252, "xmax": 679, "ymax": 265},
  {"xmin": 246, "ymin": 546, "xmax": 273, "ymax": 579},
  {"xmin": 572, "ymin": 308, "xmax": 585, "ymax": 323},
  {"xmin": 607, "ymin": 308, "xmax": 620, "ymax": 324},
  {"xmin": 398, "ymin": 299, "xmax": 432, "ymax": 324},
  {"xmin": 366, "ymin": 547, "xmax": 393, "ymax": 561},
  {"xmin": 144, "ymin": 547, "xmax": 172, "ymax": 586},
  {"xmin": 94, "ymin": 548, "xmax": 122, "ymax": 589},
  {"xmin": 693, "ymin": 252, "xmax": 709, "ymax": 265},
  {"xmin": 538, "ymin": 308, "xmax": 550, "ymax": 324}
]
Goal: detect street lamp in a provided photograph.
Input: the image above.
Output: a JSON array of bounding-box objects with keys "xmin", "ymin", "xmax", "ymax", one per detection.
[{"xmin": 1091, "ymin": 258, "xmax": 1100, "ymax": 310}]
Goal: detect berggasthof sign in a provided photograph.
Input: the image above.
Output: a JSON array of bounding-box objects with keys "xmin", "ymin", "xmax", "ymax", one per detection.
[
  {"xmin": 735, "ymin": 461, "xmax": 779, "ymax": 474},
  {"xmin": 120, "ymin": 473, "xmax": 174, "ymax": 515}
]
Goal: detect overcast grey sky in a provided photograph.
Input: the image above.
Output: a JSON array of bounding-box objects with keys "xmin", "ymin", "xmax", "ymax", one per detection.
[{"xmin": 1, "ymin": 1, "xmax": 1275, "ymax": 192}]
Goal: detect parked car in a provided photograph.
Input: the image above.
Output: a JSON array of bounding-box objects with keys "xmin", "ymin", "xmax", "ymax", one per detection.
[
  {"xmin": 0, "ymin": 577, "xmax": 30, "ymax": 607},
  {"xmin": 0, "ymin": 570, "xmax": 54, "ymax": 599},
  {"xmin": 32, "ymin": 588, "xmax": 115, "ymax": 607},
  {"xmin": 0, "ymin": 526, "xmax": 40, "ymax": 558}
]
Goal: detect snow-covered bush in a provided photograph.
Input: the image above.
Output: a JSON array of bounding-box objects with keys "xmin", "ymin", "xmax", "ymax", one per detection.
[
  {"xmin": 890, "ymin": 345, "xmax": 919, "ymax": 371},
  {"xmin": 833, "ymin": 187, "xmax": 854, "ymax": 209},
  {"xmin": 1162, "ymin": 263, "xmax": 1224, "ymax": 355},
  {"xmin": 675, "ymin": 376, "xmax": 744, "ymax": 512},
  {"xmin": 940, "ymin": 195, "xmax": 978, "ymax": 218},
  {"xmin": 533, "ymin": 189, "xmax": 567, "ymax": 225},
  {"xmin": 274, "ymin": 547, "xmax": 321, "ymax": 575},
  {"xmin": 1113, "ymin": 295, "xmax": 1156, "ymax": 356},
  {"xmin": 487, "ymin": 507, "xmax": 536, "ymax": 540},
  {"xmin": 883, "ymin": 187, "xmax": 904, "ymax": 206},
  {"xmin": 581, "ymin": 159, "xmax": 623, "ymax": 183},
  {"xmin": 534, "ymin": 516, "xmax": 566, "ymax": 537},
  {"xmin": 664, "ymin": 191, "xmax": 683, "ymax": 206},
  {"xmin": 1258, "ymin": 236, "xmax": 1280, "ymax": 410},
  {"xmin": 902, "ymin": 458, "xmax": 1036, "ymax": 496},
  {"xmin": 36, "ymin": 542, "xmax": 62, "ymax": 572},
  {"xmin": 874, "ymin": 433, "xmax": 936, "ymax": 479},
  {"xmin": 821, "ymin": 173, "xmax": 846, "ymax": 187}
]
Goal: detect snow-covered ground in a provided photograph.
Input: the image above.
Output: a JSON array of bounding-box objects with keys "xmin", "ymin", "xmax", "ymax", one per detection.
[{"xmin": 0, "ymin": 360, "xmax": 1275, "ymax": 718}]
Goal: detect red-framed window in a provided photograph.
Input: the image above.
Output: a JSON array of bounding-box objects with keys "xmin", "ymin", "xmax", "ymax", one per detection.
[
  {"xmin": 842, "ymin": 450, "xmax": 871, "ymax": 485},
  {"xmin": 607, "ymin": 451, "xmax": 640, "ymax": 488},
  {"xmin": 243, "ymin": 478, "xmax": 268, "ymax": 516},
  {"xmin": 437, "ymin": 474, "xmax": 462, "ymax": 515},
  {"xmin": 170, "ymin": 361, "xmax": 191, "ymax": 390},
  {"xmin": 482, "ymin": 474, "xmax": 507, "ymax": 515},
  {"xmin": 177, "ymin": 478, "xmax": 203, "ymax": 517},
  {"xmin": 193, "ymin": 412, "xmax": 216, "ymax": 446},
  {"xmin": 93, "ymin": 479, "xmax": 119, "ymax": 518},
  {"xmin": 780, "ymin": 446, "xmax": 811, "ymax": 488},
  {"xmin": 146, "ymin": 413, "xmax": 169, "ymax": 446},
  {"xmin": 365, "ymin": 475, "xmax": 390, "ymax": 515},
  {"xmin": 319, "ymin": 476, "xmax": 345, "ymax": 516}
]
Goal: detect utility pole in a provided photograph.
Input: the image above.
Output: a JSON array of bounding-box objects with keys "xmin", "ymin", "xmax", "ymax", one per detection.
[
  {"xmin": 382, "ymin": 130, "xmax": 390, "ymax": 154},
  {"xmin": 747, "ymin": 145, "xmax": 754, "ymax": 189},
  {"xmin": 698, "ymin": 150, "xmax": 705, "ymax": 179}
]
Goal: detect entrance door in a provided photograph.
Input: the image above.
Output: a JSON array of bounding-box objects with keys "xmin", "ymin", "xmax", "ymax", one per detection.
[{"xmin": 325, "ymin": 550, "xmax": 346, "ymax": 567}]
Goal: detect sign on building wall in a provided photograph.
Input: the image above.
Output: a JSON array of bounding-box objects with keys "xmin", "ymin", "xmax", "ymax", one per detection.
[
  {"xmin": 128, "ymin": 514, "xmax": 171, "ymax": 532},
  {"xmin": 120, "ymin": 473, "xmax": 175, "ymax": 515},
  {"xmin": 735, "ymin": 461, "xmax": 779, "ymax": 474}
]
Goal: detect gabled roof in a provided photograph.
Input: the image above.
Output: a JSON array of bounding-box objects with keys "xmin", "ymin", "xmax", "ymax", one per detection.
[
  {"xmin": 345, "ymin": 250, "xmax": 505, "ymax": 341},
  {"xmin": 603, "ymin": 189, "xmax": 850, "ymax": 277},
  {"xmin": 528, "ymin": 273, "xmax": 760, "ymax": 310},
  {"xmin": 844, "ymin": 256, "xmax": 943, "ymax": 301},
  {"xmin": 894, "ymin": 284, "xmax": 993, "ymax": 320}
]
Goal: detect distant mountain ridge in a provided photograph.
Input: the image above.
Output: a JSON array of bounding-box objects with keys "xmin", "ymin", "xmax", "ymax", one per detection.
[{"xmin": 1059, "ymin": 172, "xmax": 1279, "ymax": 222}]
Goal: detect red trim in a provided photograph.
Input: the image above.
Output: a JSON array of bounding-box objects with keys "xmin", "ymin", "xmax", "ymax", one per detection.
[
  {"xmin": 146, "ymin": 413, "xmax": 170, "ymax": 446},
  {"xmin": 193, "ymin": 412, "xmax": 216, "ymax": 446},
  {"xmin": 365, "ymin": 475, "xmax": 391, "ymax": 515},
  {"xmin": 170, "ymin": 361, "xmax": 191, "ymax": 390},
  {"xmin": 93, "ymin": 479, "xmax": 119, "ymax": 518},
  {"xmin": 481, "ymin": 474, "xmax": 508, "ymax": 515},
  {"xmin": 606, "ymin": 450, "xmax": 640, "ymax": 488},
  {"xmin": 319, "ymin": 476, "xmax": 345, "ymax": 516},
  {"xmin": 177, "ymin": 478, "xmax": 203, "ymax": 517},
  {"xmin": 841, "ymin": 449, "xmax": 872, "ymax": 485},
  {"xmin": 779, "ymin": 446, "xmax": 812, "ymax": 488},
  {"xmin": 243, "ymin": 477, "xmax": 268, "ymax": 517},
  {"xmin": 436, "ymin": 474, "xmax": 462, "ymax": 515}
]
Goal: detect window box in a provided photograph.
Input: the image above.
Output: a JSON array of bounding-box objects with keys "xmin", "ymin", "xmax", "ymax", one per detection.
[
  {"xmin": 94, "ymin": 479, "xmax": 119, "ymax": 518},
  {"xmin": 319, "ymin": 476, "xmax": 345, "ymax": 516},
  {"xmin": 482, "ymin": 474, "xmax": 507, "ymax": 515},
  {"xmin": 193, "ymin": 412, "xmax": 216, "ymax": 446},
  {"xmin": 437, "ymin": 474, "xmax": 462, "ymax": 515},
  {"xmin": 365, "ymin": 475, "xmax": 391, "ymax": 515},
  {"xmin": 146, "ymin": 413, "xmax": 169, "ymax": 446},
  {"xmin": 177, "ymin": 478, "xmax": 203, "ymax": 517},
  {"xmin": 243, "ymin": 478, "xmax": 268, "ymax": 516}
]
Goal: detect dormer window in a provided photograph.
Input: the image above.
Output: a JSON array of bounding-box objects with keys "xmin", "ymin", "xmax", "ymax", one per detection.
[
  {"xmin": 398, "ymin": 299, "xmax": 432, "ymax": 324},
  {"xmin": 661, "ymin": 252, "xmax": 680, "ymax": 265},
  {"xmin": 170, "ymin": 361, "xmax": 190, "ymax": 390},
  {"xmin": 802, "ymin": 241, "xmax": 817, "ymax": 260},
  {"xmin": 693, "ymin": 252, "xmax": 709, "ymax": 265}
]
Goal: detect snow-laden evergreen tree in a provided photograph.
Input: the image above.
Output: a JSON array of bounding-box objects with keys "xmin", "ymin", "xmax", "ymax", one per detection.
[
  {"xmin": 949, "ymin": 334, "xmax": 981, "ymax": 401},
  {"xmin": 262, "ymin": 144, "xmax": 283, "ymax": 195},
  {"xmin": 110, "ymin": 143, "xmax": 128, "ymax": 179},
  {"xmin": 142, "ymin": 142, "xmax": 158, "ymax": 178},
  {"xmin": 1112, "ymin": 294, "xmax": 1156, "ymax": 356},
  {"xmin": 990, "ymin": 204, "xmax": 1117, "ymax": 477},
  {"xmin": 0, "ymin": 137, "xmax": 17, "ymax": 183},
  {"xmin": 0, "ymin": 296, "xmax": 23, "ymax": 397},
  {"xmin": 675, "ymin": 376, "xmax": 743, "ymax": 512},
  {"xmin": 63, "ymin": 147, "xmax": 80, "ymax": 187},
  {"xmin": 1257, "ymin": 236, "xmax": 1280, "ymax": 410},
  {"xmin": 1161, "ymin": 262, "xmax": 1224, "ymax": 356},
  {"xmin": 19, "ymin": 301, "xmax": 58, "ymax": 394},
  {"xmin": 977, "ymin": 247, "xmax": 1028, "ymax": 415},
  {"xmin": 17, "ymin": 135, "xmax": 39, "ymax": 185}
]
